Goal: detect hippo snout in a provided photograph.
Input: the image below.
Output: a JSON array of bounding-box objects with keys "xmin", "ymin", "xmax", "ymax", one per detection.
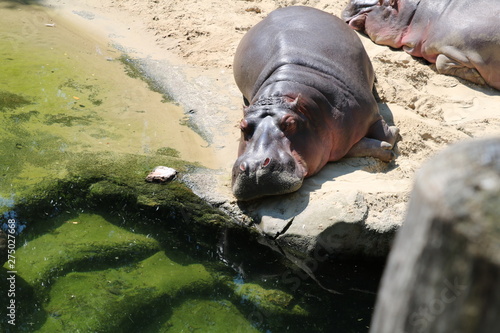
[{"xmin": 232, "ymin": 151, "xmax": 304, "ymax": 201}]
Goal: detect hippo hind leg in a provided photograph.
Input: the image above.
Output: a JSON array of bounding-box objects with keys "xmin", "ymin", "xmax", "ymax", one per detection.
[
  {"xmin": 346, "ymin": 119, "xmax": 399, "ymax": 162},
  {"xmin": 436, "ymin": 54, "xmax": 486, "ymax": 86}
]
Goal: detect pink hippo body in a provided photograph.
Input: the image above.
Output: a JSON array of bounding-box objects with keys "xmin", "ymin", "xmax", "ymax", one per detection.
[
  {"xmin": 343, "ymin": 0, "xmax": 500, "ymax": 90},
  {"xmin": 231, "ymin": 6, "xmax": 399, "ymax": 201}
]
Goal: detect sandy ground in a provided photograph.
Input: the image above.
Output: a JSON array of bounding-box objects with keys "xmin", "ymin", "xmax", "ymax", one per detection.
[{"xmin": 41, "ymin": 0, "xmax": 499, "ymax": 248}]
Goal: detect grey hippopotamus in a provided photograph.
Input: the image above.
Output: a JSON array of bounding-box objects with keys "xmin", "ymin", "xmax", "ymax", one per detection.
[
  {"xmin": 231, "ymin": 6, "xmax": 399, "ymax": 201},
  {"xmin": 342, "ymin": 0, "xmax": 500, "ymax": 90}
]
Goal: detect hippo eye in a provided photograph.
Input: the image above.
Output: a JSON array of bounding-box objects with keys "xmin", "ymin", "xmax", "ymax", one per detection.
[{"xmin": 280, "ymin": 115, "xmax": 298, "ymax": 134}]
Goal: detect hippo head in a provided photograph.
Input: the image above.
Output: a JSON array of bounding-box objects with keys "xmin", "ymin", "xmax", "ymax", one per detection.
[
  {"xmin": 342, "ymin": 0, "xmax": 419, "ymax": 48},
  {"xmin": 231, "ymin": 96, "xmax": 312, "ymax": 201}
]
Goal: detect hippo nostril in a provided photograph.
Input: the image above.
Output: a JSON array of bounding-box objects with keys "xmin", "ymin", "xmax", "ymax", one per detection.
[
  {"xmin": 262, "ymin": 157, "xmax": 271, "ymax": 167},
  {"xmin": 239, "ymin": 162, "xmax": 247, "ymax": 172}
]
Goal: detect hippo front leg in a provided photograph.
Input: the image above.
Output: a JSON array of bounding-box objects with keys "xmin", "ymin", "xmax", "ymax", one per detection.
[
  {"xmin": 346, "ymin": 123, "xmax": 399, "ymax": 162},
  {"xmin": 435, "ymin": 54, "xmax": 486, "ymax": 86},
  {"xmin": 346, "ymin": 137, "xmax": 396, "ymax": 162}
]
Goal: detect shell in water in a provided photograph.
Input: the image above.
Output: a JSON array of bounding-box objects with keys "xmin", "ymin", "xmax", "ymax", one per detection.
[{"xmin": 145, "ymin": 166, "xmax": 178, "ymax": 183}]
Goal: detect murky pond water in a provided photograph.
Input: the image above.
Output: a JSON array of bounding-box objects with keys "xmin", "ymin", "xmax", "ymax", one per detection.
[
  {"xmin": 0, "ymin": 0, "xmax": 215, "ymax": 200},
  {"xmin": 1, "ymin": 2, "xmax": 381, "ymax": 332}
]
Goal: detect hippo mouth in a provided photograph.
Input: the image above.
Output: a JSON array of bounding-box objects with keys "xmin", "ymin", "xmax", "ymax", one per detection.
[
  {"xmin": 231, "ymin": 153, "xmax": 306, "ymax": 201},
  {"xmin": 232, "ymin": 167, "xmax": 304, "ymax": 201}
]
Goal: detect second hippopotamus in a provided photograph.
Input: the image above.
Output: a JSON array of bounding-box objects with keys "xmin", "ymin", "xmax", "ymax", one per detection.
[
  {"xmin": 231, "ymin": 6, "xmax": 399, "ymax": 201},
  {"xmin": 342, "ymin": 0, "xmax": 500, "ymax": 90}
]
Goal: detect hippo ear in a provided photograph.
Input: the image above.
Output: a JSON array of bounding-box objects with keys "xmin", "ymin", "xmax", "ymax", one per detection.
[
  {"xmin": 348, "ymin": 13, "xmax": 367, "ymax": 31},
  {"xmin": 288, "ymin": 94, "xmax": 301, "ymax": 110}
]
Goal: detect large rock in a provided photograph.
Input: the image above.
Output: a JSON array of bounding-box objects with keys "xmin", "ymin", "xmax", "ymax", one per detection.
[{"xmin": 370, "ymin": 138, "xmax": 500, "ymax": 333}]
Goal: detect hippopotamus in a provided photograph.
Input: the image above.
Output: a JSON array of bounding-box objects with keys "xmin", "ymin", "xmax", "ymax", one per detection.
[
  {"xmin": 342, "ymin": 0, "xmax": 500, "ymax": 90},
  {"xmin": 231, "ymin": 6, "xmax": 399, "ymax": 201}
]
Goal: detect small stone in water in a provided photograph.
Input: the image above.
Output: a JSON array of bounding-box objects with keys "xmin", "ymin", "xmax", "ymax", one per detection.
[{"xmin": 145, "ymin": 166, "xmax": 177, "ymax": 183}]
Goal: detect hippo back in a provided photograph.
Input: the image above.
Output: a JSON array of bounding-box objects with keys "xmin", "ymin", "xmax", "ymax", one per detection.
[{"xmin": 233, "ymin": 6, "xmax": 376, "ymax": 108}]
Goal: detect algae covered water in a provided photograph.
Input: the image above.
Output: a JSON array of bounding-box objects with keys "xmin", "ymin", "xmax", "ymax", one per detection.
[
  {"xmin": 0, "ymin": 0, "xmax": 214, "ymax": 201},
  {"xmin": 0, "ymin": 1, "xmax": 379, "ymax": 332}
]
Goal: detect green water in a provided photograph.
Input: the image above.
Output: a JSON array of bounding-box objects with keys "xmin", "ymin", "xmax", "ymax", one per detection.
[
  {"xmin": 0, "ymin": 0, "xmax": 213, "ymax": 204},
  {"xmin": 0, "ymin": 1, "xmax": 380, "ymax": 332},
  {"xmin": 1, "ymin": 190, "xmax": 378, "ymax": 332}
]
